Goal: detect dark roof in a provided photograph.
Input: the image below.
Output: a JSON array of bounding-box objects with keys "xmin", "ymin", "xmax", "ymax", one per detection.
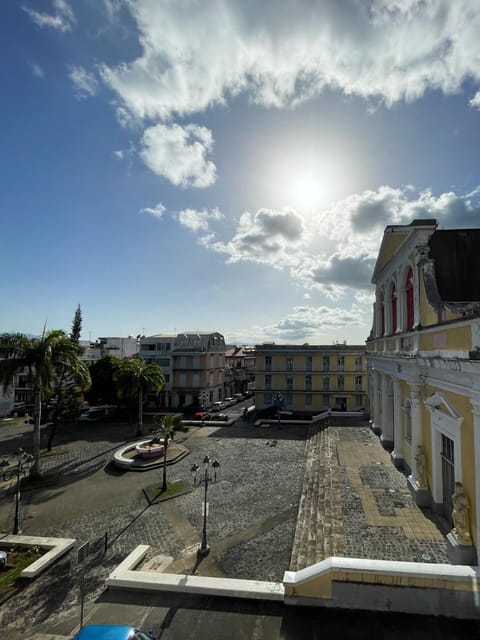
[{"xmin": 429, "ymin": 229, "xmax": 480, "ymax": 302}]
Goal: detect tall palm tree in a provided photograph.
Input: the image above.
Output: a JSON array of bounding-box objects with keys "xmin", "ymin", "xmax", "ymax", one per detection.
[
  {"xmin": 114, "ymin": 358, "xmax": 165, "ymax": 435},
  {"xmin": 152, "ymin": 414, "xmax": 188, "ymax": 492},
  {"xmin": 0, "ymin": 330, "xmax": 91, "ymax": 477}
]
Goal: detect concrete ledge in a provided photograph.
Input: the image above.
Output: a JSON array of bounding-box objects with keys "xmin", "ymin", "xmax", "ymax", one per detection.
[
  {"xmin": 0, "ymin": 534, "xmax": 76, "ymax": 578},
  {"xmin": 107, "ymin": 545, "xmax": 284, "ymax": 601}
]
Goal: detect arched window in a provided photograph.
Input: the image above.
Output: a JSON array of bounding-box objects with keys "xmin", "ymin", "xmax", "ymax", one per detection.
[
  {"xmin": 405, "ymin": 267, "xmax": 414, "ymax": 331},
  {"xmin": 391, "ymin": 283, "xmax": 397, "ymax": 333}
]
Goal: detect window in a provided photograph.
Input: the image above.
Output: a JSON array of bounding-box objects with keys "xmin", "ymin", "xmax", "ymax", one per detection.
[
  {"xmin": 265, "ymin": 374, "xmax": 272, "ymax": 390},
  {"xmin": 264, "ymin": 393, "xmax": 272, "ymax": 405},
  {"xmin": 164, "ymin": 374, "xmax": 170, "ymax": 383},
  {"xmin": 305, "ymin": 355, "xmax": 312, "ymax": 371},
  {"xmin": 305, "ymin": 394, "xmax": 312, "ymax": 405},
  {"xmin": 323, "ymin": 394, "xmax": 330, "ymax": 407},
  {"xmin": 323, "ymin": 356, "xmax": 329, "ymax": 371},
  {"xmin": 286, "ymin": 357, "xmax": 294, "ymax": 371},
  {"xmin": 305, "ymin": 375, "xmax": 312, "ymax": 390},
  {"xmin": 142, "ymin": 344, "xmax": 155, "ymax": 351},
  {"xmin": 355, "ymin": 356, "xmax": 363, "ymax": 370},
  {"xmin": 192, "ymin": 372, "xmax": 199, "ymax": 386},
  {"xmin": 286, "ymin": 376, "xmax": 293, "ymax": 391},
  {"xmin": 337, "ymin": 356, "xmax": 344, "ymax": 371},
  {"xmin": 391, "ymin": 282, "xmax": 397, "ymax": 333},
  {"xmin": 406, "ymin": 267, "xmax": 414, "ymax": 331},
  {"xmin": 265, "ymin": 355, "xmax": 272, "ymax": 371},
  {"xmin": 355, "ymin": 375, "xmax": 362, "ymax": 389},
  {"xmin": 179, "ymin": 373, "xmax": 186, "ymax": 385},
  {"xmin": 337, "ymin": 375, "xmax": 344, "ymax": 391},
  {"xmin": 323, "ymin": 376, "xmax": 330, "ymax": 391}
]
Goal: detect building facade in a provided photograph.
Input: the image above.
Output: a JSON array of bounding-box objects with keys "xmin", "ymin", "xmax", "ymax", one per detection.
[
  {"xmin": 139, "ymin": 331, "xmax": 226, "ymax": 408},
  {"xmin": 80, "ymin": 336, "xmax": 139, "ymax": 363},
  {"xmin": 254, "ymin": 343, "xmax": 367, "ymax": 413},
  {"xmin": 366, "ymin": 219, "xmax": 480, "ymax": 562},
  {"xmin": 225, "ymin": 345, "xmax": 256, "ymax": 395}
]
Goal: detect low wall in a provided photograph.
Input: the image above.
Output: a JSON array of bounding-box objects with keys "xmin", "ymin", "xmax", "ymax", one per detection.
[{"xmin": 283, "ymin": 556, "xmax": 480, "ymax": 619}]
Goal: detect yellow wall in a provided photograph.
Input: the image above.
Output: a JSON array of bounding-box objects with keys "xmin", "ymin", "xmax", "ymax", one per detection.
[
  {"xmin": 418, "ymin": 267, "xmax": 438, "ymax": 327},
  {"xmin": 419, "ymin": 325, "xmax": 471, "ymax": 352}
]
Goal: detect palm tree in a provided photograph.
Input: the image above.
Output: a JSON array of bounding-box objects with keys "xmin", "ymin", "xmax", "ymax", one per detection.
[
  {"xmin": 0, "ymin": 330, "xmax": 91, "ymax": 477},
  {"xmin": 152, "ymin": 414, "xmax": 188, "ymax": 492},
  {"xmin": 114, "ymin": 358, "xmax": 165, "ymax": 435}
]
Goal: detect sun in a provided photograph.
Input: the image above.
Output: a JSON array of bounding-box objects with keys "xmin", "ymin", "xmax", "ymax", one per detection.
[{"xmin": 290, "ymin": 176, "xmax": 323, "ymax": 210}]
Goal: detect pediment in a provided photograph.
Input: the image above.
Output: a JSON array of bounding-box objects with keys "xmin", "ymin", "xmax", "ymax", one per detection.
[{"xmin": 425, "ymin": 392, "xmax": 461, "ymax": 422}]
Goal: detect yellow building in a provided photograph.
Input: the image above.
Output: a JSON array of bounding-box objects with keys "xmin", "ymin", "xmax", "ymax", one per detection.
[
  {"xmin": 367, "ymin": 219, "xmax": 480, "ymax": 564},
  {"xmin": 254, "ymin": 343, "xmax": 367, "ymax": 414}
]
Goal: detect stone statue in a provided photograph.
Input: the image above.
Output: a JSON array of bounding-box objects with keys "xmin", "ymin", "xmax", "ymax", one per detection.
[
  {"xmin": 415, "ymin": 445, "xmax": 428, "ymax": 489},
  {"xmin": 451, "ymin": 482, "xmax": 472, "ymax": 546}
]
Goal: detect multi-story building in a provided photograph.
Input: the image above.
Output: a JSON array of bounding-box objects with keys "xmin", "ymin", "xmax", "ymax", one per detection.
[
  {"xmin": 254, "ymin": 343, "xmax": 367, "ymax": 413},
  {"xmin": 80, "ymin": 336, "xmax": 139, "ymax": 363},
  {"xmin": 225, "ymin": 345, "xmax": 256, "ymax": 395},
  {"xmin": 139, "ymin": 334, "xmax": 175, "ymax": 407},
  {"xmin": 171, "ymin": 332, "xmax": 226, "ymax": 407},
  {"xmin": 366, "ymin": 218, "xmax": 480, "ymax": 563}
]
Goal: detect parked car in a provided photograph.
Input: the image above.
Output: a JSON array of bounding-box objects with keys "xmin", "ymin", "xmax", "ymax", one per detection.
[
  {"xmin": 224, "ymin": 397, "xmax": 235, "ymax": 406},
  {"xmin": 243, "ymin": 390, "xmax": 254, "ymax": 398},
  {"xmin": 210, "ymin": 401, "xmax": 225, "ymax": 412},
  {"xmin": 71, "ymin": 624, "xmax": 156, "ymax": 640},
  {"xmin": 233, "ymin": 393, "xmax": 244, "ymax": 402},
  {"xmin": 182, "ymin": 403, "xmax": 206, "ymax": 416},
  {"xmin": 79, "ymin": 405, "xmax": 116, "ymax": 423},
  {"xmin": 208, "ymin": 413, "xmax": 229, "ymax": 421}
]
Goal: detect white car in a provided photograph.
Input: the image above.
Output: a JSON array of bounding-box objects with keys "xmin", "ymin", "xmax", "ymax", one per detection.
[
  {"xmin": 224, "ymin": 397, "xmax": 235, "ymax": 406},
  {"xmin": 211, "ymin": 401, "xmax": 226, "ymax": 412}
]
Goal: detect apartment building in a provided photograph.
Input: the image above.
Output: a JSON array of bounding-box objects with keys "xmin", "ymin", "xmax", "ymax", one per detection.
[
  {"xmin": 225, "ymin": 345, "xmax": 256, "ymax": 395},
  {"xmin": 366, "ymin": 219, "xmax": 480, "ymax": 563},
  {"xmin": 254, "ymin": 343, "xmax": 367, "ymax": 413},
  {"xmin": 80, "ymin": 336, "xmax": 139, "ymax": 363},
  {"xmin": 138, "ymin": 334, "xmax": 175, "ymax": 407}
]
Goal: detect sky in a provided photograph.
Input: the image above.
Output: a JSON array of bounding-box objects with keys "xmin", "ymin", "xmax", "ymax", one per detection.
[{"xmin": 2, "ymin": 0, "xmax": 480, "ymax": 346}]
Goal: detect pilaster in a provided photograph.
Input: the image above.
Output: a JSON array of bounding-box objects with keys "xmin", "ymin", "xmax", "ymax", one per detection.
[{"xmin": 391, "ymin": 379, "xmax": 404, "ymax": 468}]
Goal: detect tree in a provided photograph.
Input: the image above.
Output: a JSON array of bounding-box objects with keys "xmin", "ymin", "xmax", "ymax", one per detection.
[
  {"xmin": 152, "ymin": 414, "xmax": 188, "ymax": 491},
  {"xmin": 70, "ymin": 304, "xmax": 82, "ymax": 344},
  {"xmin": 86, "ymin": 354, "xmax": 122, "ymax": 406},
  {"xmin": 114, "ymin": 358, "xmax": 165, "ymax": 435},
  {"xmin": 0, "ymin": 330, "xmax": 91, "ymax": 477}
]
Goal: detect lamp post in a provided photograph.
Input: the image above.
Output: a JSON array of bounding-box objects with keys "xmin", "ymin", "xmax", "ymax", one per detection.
[
  {"xmin": 12, "ymin": 448, "xmax": 33, "ymax": 535},
  {"xmin": 197, "ymin": 455, "xmax": 220, "ymax": 557}
]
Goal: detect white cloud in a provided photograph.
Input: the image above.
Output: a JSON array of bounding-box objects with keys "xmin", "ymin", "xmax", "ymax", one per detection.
[
  {"xmin": 470, "ymin": 91, "xmax": 480, "ymax": 109},
  {"xmin": 31, "ymin": 63, "xmax": 45, "ymax": 79},
  {"xmin": 139, "ymin": 123, "xmax": 216, "ymax": 188},
  {"xmin": 139, "ymin": 202, "xmax": 166, "ymax": 219},
  {"xmin": 226, "ymin": 304, "xmax": 369, "ymax": 344},
  {"xmin": 176, "ymin": 208, "xmax": 223, "ymax": 233},
  {"xmin": 99, "ymin": 1, "xmax": 480, "ymax": 121},
  {"xmin": 23, "ymin": 0, "xmax": 76, "ymax": 33},
  {"xmin": 203, "ymin": 185, "xmax": 480, "ymax": 296},
  {"xmin": 68, "ymin": 65, "xmax": 99, "ymax": 99}
]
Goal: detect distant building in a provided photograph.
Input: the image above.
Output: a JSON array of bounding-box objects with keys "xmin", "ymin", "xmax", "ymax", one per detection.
[
  {"xmin": 366, "ymin": 219, "xmax": 480, "ymax": 563},
  {"xmin": 225, "ymin": 345, "xmax": 256, "ymax": 395},
  {"xmin": 254, "ymin": 343, "xmax": 367, "ymax": 413},
  {"xmin": 139, "ymin": 331, "xmax": 226, "ymax": 408},
  {"xmin": 80, "ymin": 336, "xmax": 139, "ymax": 363}
]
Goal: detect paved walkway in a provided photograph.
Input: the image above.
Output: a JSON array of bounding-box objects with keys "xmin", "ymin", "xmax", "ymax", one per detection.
[
  {"xmin": 290, "ymin": 425, "xmax": 447, "ymax": 570},
  {"xmin": 0, "ymin": 420, "xmax": 453, "ymax": 638}
]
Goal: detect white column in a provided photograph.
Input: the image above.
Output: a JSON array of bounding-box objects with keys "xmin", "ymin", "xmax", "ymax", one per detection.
[
  {"xmin": 372, "ymin": 371, "xmax": 382, "ymax": 433},
  {"xmin": 392, "ymin": 379, "xmax": 403, "ymax": 464},
  {"xmin": 470, "ymin": 397, "xmax": 480, "ymax": 564},
  {"xmin": 381, "ymin": 375, "xmax": 393, "ymax": 445},
  {"xmin": 408, "ymin": 382, "xmax": 422, "ymax": 483}
]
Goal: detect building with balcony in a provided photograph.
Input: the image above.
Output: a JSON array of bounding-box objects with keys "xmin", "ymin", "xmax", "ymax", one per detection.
[
  {"xmin": 225, "ymin": 345, "xmax": 256, "ymax": 395},
  {"xmin": 366, "ymin": 219, "xmax": 480, "ymax": 562},
  {"xmin": 254, "ymin": 343, "xmax": 366, "ymax": 414},
  {"xmin": 171, "ymin": 332, "xmax": 226, "ymax": 407},
  {"xmin": 139, "ymin": 334, "xmax": 176, "ymax": 407}
]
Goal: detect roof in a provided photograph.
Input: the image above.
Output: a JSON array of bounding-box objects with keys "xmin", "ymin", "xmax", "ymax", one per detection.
[
  {"xmin": 429, "ymin": 229, "xmax": 480, "ymax": 302},
  {"xmin": 72, "ymin": 624, "xmax": 135, "ymax": 640}
]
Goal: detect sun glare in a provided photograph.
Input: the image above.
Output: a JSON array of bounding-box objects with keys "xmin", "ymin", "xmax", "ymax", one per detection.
[{"xmin": 291, "ymin": 176, "xmax": 323, "ymax": 210}]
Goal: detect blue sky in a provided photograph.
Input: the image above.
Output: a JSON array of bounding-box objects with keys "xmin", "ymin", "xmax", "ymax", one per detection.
[{"xmin": 2, "ymin": 0, "xmax": 480, "ymax": 345}]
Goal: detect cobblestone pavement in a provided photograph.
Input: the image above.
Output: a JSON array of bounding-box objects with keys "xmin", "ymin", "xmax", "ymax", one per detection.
[
  {"xmin": 0, "ymin": 423, "xmax": 307, "ymax": 636},
  {"xmin": 291, "ymin": 425, "xmax": 447, "ymax": 570},
  {"xmin": 1, "ymin": 422, "xmax": 452, "ymax": 637}
]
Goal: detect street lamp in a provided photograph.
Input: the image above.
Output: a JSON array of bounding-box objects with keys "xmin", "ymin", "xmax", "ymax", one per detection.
[
  {"xmin": 197, "ymin": 455, "xmax": 220, "ymax": 557},
  {"xmin": 12, "ymin": 448, "xmax": 33, "ymax": 535}
]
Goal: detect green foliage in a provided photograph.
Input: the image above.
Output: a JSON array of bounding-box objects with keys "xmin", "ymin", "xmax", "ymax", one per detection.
[
  {"xmin": 86, "ymin": 354, "xmax": 122, "ymax": 405},
  {"xmin": 70, "ymin": 304, "xmax": 82, "ymax": 344},
  {"xmin": 152, "ymin": 414, "xmax": 188, "ymax": 491}
]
